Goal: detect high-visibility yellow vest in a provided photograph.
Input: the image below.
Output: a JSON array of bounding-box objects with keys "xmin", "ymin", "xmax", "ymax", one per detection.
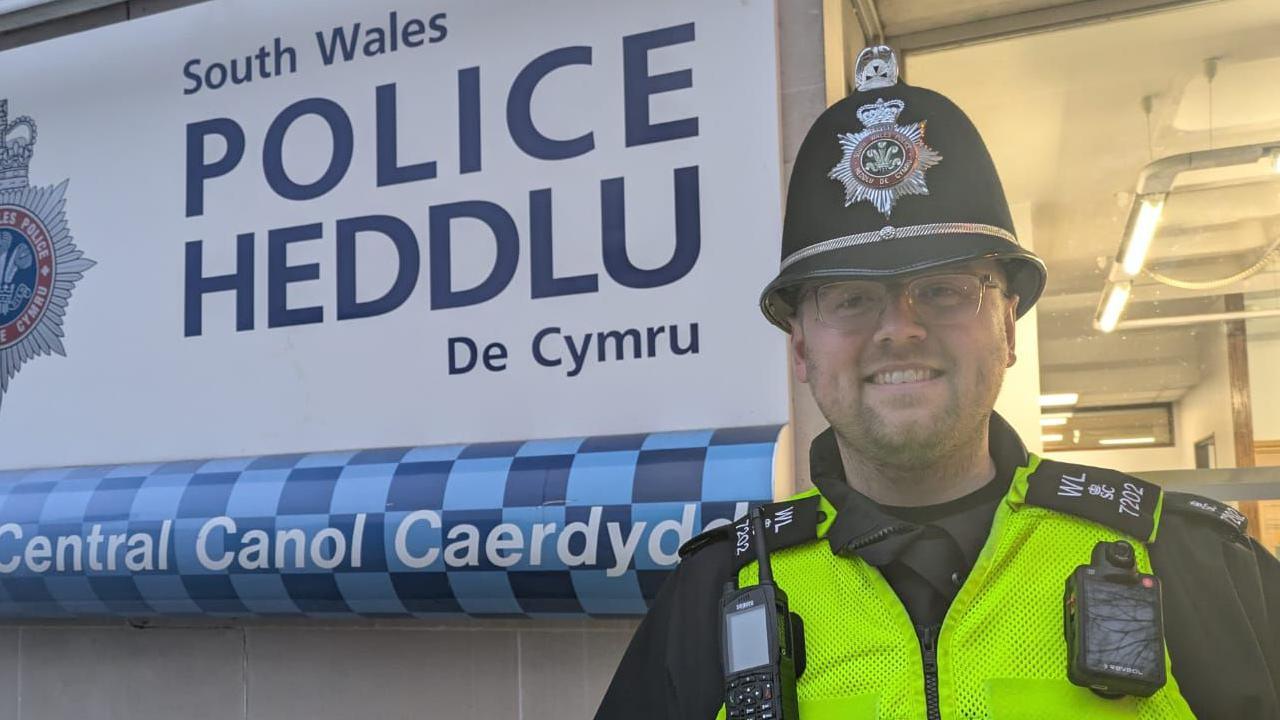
[{"xmin": 715, "ymin": 455, "xmax": 1196, "ymax": 719}]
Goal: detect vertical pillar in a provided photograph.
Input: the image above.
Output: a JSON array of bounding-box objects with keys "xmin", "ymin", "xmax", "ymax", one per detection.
[
  {"xmin": 995, "ymin": 203, "xmax": 1044, "ymax": 453},
  {"xmin": 780, "ymin": 0, "xmax": 834, "ymax": 490},
  {"xmin": 1225, "ymin": 293, "xmax": 1262, "ymax": 540},
  {"xmin": 822, "ymin": 0, "xmax": 866, "ymax": 106}
]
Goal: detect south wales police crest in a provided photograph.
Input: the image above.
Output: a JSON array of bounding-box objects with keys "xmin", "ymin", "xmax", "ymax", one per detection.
[
  {"xmin": 0, "ymin": 99, "xmax": 93, "ymax": 408},
  {"xmin": 828, "ymin": 96, "xmax": 942, "ymax": 217}
]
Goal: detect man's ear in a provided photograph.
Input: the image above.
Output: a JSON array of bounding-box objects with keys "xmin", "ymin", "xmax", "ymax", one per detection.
[
  {"xmin": 790, "ymin": 314, "xmax": 810, "ymax": 383},
  {"xmin": 1005, "ymin": 294, "xmax": 1020, "ymax": 368}
]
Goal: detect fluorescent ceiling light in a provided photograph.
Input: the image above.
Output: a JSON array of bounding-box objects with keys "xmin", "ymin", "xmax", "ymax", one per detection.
[
  {"xmin": 1098, "ymin": 437, "xmax": 1157, "ymax": 446},
  {"xmin": 1121, "ymin": 197, "xmax": 1164, "ymax": 276},
  {"xmin": 1040, "ymin": 417, "xmax": 1068, "ymax": 427},
  {"xmin": 1041, "ymin": 434, "xmax": 1064, "ymax": 443},
  {"xmin": 1039, "ymin": 393, "xmax": 1079, "ymax": 408},
  {"xmin": 1098, "ymin": 282, "xmax": 1131, "ymax": 334},
  {"xmin": 1095, "ymin": 142, "xmax": 1280, "ymax": 336}
]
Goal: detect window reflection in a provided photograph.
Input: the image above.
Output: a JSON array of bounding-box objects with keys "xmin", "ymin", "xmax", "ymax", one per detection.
[
  {"xmin": 908, "ymin": 0, "xmax": 1280, "ymax": 476},
  {"xmin": 903, "ymin": 0, "xmax": 1280, "ymax": 549}
]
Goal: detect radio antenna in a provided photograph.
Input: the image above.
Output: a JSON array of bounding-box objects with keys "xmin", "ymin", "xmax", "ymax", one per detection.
[{"xmin": 750, "ymin": 507, "xmax": 774, "ymax": 587}]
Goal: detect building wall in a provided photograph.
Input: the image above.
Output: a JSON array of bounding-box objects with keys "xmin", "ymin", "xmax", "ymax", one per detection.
[
  {"xmin": 1177, "ymin": 323, "xmax": 1237, "ymax": 469},
  {"xmin": 0, "ymin": 618, "xmax": 637, "ymax": 719},
  {"xmin": 1247, "ymin": 317, "xmax": 1280, "ymax": 442},
  {"xmin": 5, "ymin": 4, "xmax": 1268, "ymax": 718},
  {"xmin": 993, "ymin": 202, "xmax": 1044, "ymax": 455},
  {"xmin": 787, "ymin": 3, "xmax": 843, "ymax": 492},
  {"xmin": 0, "ymin": 1, "xmax": 828, "ymax": 718}
]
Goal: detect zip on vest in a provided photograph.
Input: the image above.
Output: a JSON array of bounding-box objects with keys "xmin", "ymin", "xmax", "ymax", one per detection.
[{"xmin": 921, "ymin": 624, "xmax": 941, "ymax": 720}]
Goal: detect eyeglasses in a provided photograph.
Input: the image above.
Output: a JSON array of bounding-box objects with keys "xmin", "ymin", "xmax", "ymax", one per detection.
[{"xmin": 810, "ymin": 273, "xmax": 1005, "ymax": 331}]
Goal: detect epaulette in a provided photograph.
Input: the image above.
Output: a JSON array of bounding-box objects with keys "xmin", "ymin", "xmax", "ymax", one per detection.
[
  {"xmin": 1023, "ymin": 458, "xmax": 1162, "ymax": 542},
  {"xmin": 1160, "ymin": 491, "xmax": 1249, "ymax": 538},
  {"xmin": 678, "ymin": 494, "xmax": 824, "ymax": 571}
]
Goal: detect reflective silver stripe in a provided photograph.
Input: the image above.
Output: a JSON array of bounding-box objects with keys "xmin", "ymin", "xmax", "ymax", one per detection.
[{"xmin": 779, "ymin": 223, "xmax": 1018, "ymax": 271}]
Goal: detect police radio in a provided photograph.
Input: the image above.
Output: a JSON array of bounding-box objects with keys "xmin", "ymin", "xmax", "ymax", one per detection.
[
  {"xmin": 1064, "ymin": 540, "xmax": 1167, "ymax": 698},
  {"xmin": 720, "ymin": 508, "xmax": 804, "ymax": 719}
]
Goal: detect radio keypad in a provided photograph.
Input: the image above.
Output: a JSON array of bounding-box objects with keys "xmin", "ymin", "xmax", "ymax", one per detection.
[{"xmin": 726, "ymin": 674, "xmax": 780, "ymax": 719}]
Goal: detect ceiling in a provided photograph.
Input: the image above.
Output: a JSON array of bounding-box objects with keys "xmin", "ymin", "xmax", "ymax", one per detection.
[
  {"xmin": 878, "ymin": 0, "xmax": 1106, "ymax": 36},
  {"xmin": 897, "ymin": 0, "xmax": 1280, "ymax": 407},
  {"xmin": 856, "ymin": 0, "xmax": 1225, "ymax": 52}
]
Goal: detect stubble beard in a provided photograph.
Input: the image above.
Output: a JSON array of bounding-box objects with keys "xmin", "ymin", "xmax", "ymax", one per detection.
[{"xmin": 811, "ymin": 331, "xmax": 1009, "ymax": 473}]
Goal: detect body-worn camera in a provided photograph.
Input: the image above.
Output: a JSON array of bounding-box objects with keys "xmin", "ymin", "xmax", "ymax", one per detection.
[
  {"xmin": 720, "ymin": 509, "xmax": 805, "ymax": 719},
  {"xmin": 1063, "ymin": 540, "xmax": 1167, "ymax": 698}
]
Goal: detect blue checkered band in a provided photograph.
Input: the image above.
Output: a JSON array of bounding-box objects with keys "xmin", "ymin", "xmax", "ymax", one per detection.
[{"xmin": 0, "ymin": 426, "xmax": 780, "ymax": 618}]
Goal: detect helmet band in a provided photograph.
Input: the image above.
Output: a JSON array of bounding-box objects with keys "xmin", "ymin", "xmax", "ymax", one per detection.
[{"xmin": 779, "ymin": 222, "xmax": 1019, "ymax": 271}]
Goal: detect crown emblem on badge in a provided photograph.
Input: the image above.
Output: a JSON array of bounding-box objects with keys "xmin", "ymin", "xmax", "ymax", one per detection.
[
  {"xmin": 829, "ymin": 95, "xmax": 943, "ymax": 217},
  {"xmin": 0, "ymin": 101, "xmax": 37, "ymax": 192},
  {"xmin": 0, "ymin": 98, "xmax": 94, "ymax": 411},
  {"xmin": 855, "ymin": 98, "xmax": 906, "ymax": 127}
]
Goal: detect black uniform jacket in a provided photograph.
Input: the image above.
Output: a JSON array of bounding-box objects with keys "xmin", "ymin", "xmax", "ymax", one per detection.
[{"xmin": 594, "ymin": 421, "xmax": 1280, "ymax": 719}]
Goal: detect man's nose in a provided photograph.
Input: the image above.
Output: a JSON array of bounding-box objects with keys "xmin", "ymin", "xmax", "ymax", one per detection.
[{"xmin": 871, "ymin": 289, "xmax": 927, "ymax": 344}]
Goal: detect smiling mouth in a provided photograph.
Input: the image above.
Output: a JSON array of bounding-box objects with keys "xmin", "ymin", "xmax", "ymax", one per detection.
[{"xmin": 865, "ymin": 368, "xmax": 943, "ymax": 385}]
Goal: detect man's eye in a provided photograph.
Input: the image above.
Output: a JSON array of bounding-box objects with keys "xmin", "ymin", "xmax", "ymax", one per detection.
[{"xmin": 920, "ymin": 284, "xmax": 963, "ymax": 301}]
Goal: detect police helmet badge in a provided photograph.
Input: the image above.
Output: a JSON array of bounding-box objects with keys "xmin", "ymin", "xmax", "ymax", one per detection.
[
  {"xmin": 0, "ymin": 99, "xmax": 94, "ymax": 409},
  {"xmin": 828, "ymin": 49, "xmax": 941, "ymax": 217}
]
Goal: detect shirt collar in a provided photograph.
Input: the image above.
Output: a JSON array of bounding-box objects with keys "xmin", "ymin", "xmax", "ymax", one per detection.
[{"xmin": 809, "ymin": 412, "xmax": 1029, "ymax": 560}]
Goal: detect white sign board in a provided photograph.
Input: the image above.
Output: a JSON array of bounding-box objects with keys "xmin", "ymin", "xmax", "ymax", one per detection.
[{"xmin": 0, "ymin": 0, "xmax": 787, "ymax": 469}]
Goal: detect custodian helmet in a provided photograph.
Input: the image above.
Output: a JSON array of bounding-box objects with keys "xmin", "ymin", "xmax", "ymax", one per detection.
[{"xmin": 760, "ymin": 46, "xmax": 1047, "ymax": 331}]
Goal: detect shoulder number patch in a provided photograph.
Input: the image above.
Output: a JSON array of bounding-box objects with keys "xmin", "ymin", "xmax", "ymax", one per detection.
[
  {"xmin": 728, "ymin": 495, "xmax": 822, "ymax": 570},
  {"xmin": 679, "ymin": 495, "xmax": 823, "ymax": 567},
  {"xmin": 1024, "ymin": 459, "xmax": 1161, "ymax": 541},
  {"xmin": 1162, "ymin": 491, "xmax": 1248, "ymax": 536}
]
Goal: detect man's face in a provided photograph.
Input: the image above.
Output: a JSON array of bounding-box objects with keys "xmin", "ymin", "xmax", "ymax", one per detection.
[{"xmin": 790, "ymin": 260, "xmax": 1018, "ymax": 468}]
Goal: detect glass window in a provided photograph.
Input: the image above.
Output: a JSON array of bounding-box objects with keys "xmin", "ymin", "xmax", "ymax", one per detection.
[
  {"xmin": 899, "ymin": 0, "xmax": 1280, "ymax": 551},
  {"xmin": 906, "ymin": 0, "xmax": 1280, "ymax": 475},
  {"xmin": 1040, "ymin": 404, "xmax": 1175, "ymax": 453}
]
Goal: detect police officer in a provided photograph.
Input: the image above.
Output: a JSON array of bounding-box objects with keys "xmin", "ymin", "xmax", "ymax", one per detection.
[{"xmin": 594, "ymin": 47, "xmax": 1280, "ymax": 719}]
